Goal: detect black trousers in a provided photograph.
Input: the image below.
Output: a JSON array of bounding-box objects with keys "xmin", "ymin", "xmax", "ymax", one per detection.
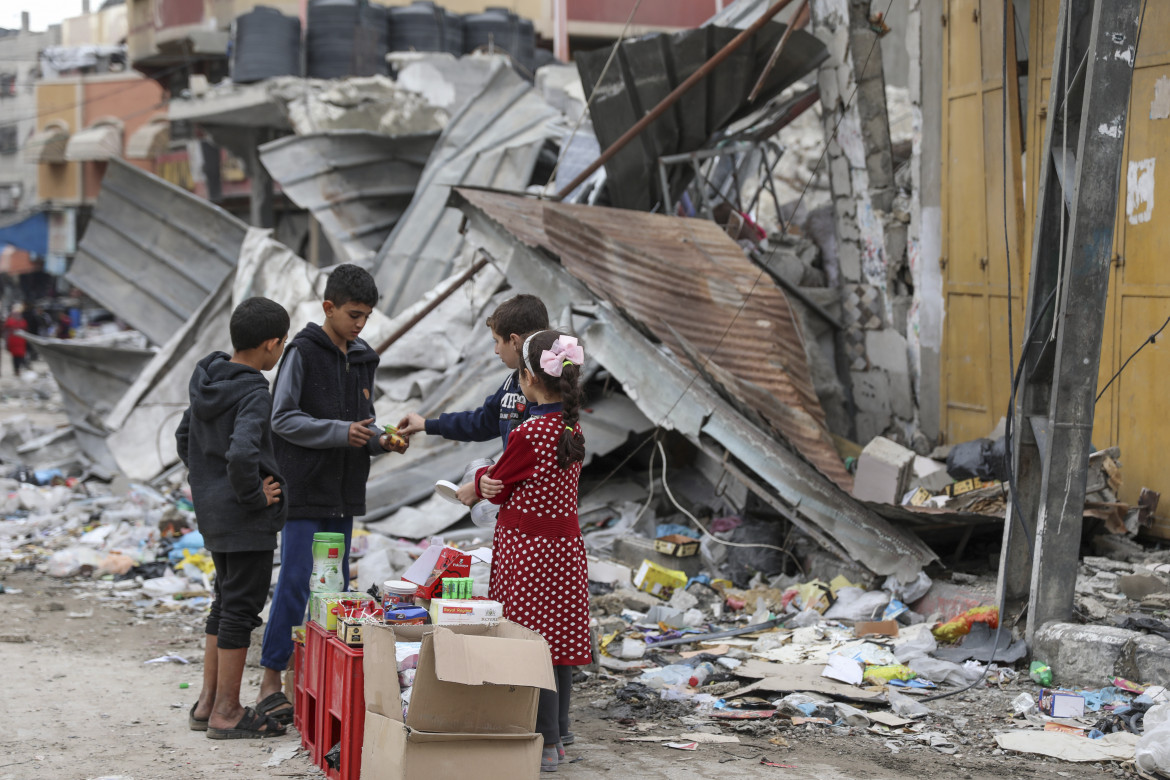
[
  {"xmin": 206, "ymin": 549, "xmax": 274, "ymax": 651},
  {"xmin": 537, "ymin": 665, "xmax": 574, "ymax": 745}
]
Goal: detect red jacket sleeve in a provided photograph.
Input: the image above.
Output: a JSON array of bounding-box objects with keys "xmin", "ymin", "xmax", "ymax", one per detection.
[{"xmin": 475, "ymin": 428, "xmax": 539, "ymax": 505}]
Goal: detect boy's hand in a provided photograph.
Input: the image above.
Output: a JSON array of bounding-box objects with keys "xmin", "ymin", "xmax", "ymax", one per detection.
[
  {"xmin": 396, "ymin": 413, "xmax": 426, "ymax": 437},
  {"xmin": 263, "ymin": 476, "xmax": 282, "ymax": 506},
  {"xmin": 380, "ymin": 433, "xmax": 408, "ymax": 453},
  {"xmin": 478, "ymin": 473, "xmax": 503, "ymax": 500},
  {"xmin": 456, "ymin": 481, "xmax": 480, "ymax": 506},
  {"xmin": 348, "ymin": 418, "xmax": 375, "ymax": 447}
]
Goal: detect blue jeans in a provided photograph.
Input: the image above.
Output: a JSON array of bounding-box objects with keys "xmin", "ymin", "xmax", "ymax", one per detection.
[{"xmin": 260, "ymin": 517, "xmax": 352, "ymax": 671}]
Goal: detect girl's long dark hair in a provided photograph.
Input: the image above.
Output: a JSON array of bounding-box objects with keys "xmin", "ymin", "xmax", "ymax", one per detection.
[{"xmin": 525, "ymin": 330, "xmax": 585, "ymax": 468}]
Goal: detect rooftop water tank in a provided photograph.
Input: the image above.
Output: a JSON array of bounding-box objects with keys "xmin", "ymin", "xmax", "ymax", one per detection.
[
  {"xmin": 231, "ymin": 6, "xmax": 302, "ymax": 84},
  {"xmin": 387, "ymin": 1, "xmax": 464, "ymax": 55}
]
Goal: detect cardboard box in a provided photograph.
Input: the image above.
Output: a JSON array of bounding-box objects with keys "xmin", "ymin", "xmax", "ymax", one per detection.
[
  {"xmin": 363, "ymin": 621, "xmax": 556, "ymax": 734},
  {"xmin": 1039, "ymin": 689, "xmax": 1086, "ymax": 718},
  {"xmin": 401, "ymin": 545, "xmax": 472, "ymax": 601},
  {"xmin": 653, "ymin": 534, "xmax": 701, "ymax": 558},
  {"xmin": 309, "ymin": 592, "xmax": 375, "ymax": 632},
  {"xmin": 428, "ymin": 598, "xmax": 504, "ymax": 626},
  {"xmin": 854, "ymin": 620, "xmax": 900, "ymax": 638},
  {"xmin": 361, "ymin": 710, "xmax": 542, "ymax": 780},
  {"xmin": 633, "ymin": 559, "xmax": 688, "ymax": 599}
]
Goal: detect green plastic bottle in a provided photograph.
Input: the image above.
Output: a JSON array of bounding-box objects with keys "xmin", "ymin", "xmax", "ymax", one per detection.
[{"xmin": 1029, "ymin": 660, "xmax": 1053, "ymax": 686}]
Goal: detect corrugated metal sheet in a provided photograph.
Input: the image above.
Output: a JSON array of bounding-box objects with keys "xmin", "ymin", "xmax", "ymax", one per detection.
[
  {"xmin": 259, "ymin": 130, "xmax": 438, "ymax": 266},
  {"xmin": 453, "ymin": 187, "xmax": 852, "ymax": 492},
  {"xmin": 370, "ymin": 61, "xmax": 561, "ymax": 316},
  {"xmin": 576, "ymin": 22, "xmax": 826, "ymax": 211},
  {"xmin": 457, "ymin": 190, "xmax": 936, "ymax": 577},
  {"xmin": 68, "ymin": 159, "xmax": 248, "ymax": 346}
]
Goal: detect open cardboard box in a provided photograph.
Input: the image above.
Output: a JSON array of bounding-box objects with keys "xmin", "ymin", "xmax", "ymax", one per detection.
[
  {"xmin": 361, "ymin": 711, "xmax": 542, "ymax": 780},
  {"xmin": 362, "ymin": 622, "xmax": 555, "ymax": 779},
  {"xmin": 364, "ymin": 621, "xmax": 555, "ymax": 732}
]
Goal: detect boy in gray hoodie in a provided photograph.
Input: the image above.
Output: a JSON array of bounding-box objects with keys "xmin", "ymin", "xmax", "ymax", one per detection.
[{"xmin": 176, "ymin": 297, "xmax": 290, "ymax": 739}]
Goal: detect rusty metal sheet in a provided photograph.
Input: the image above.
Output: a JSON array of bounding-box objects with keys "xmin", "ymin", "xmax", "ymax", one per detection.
[
  {"xmin": 456, "ymin": 191, "xmax": 936, "ymax": 578},
  {"xmin": 259, "ymin": 130, "xmax": 438, "ymax": 266},
  {"xmin": 67, "ymin": 159, "xmax": 247, "ymax": 346},
  {"xmin": 453, "ymin": 187, "xmax": 852, "ymax": 491}
]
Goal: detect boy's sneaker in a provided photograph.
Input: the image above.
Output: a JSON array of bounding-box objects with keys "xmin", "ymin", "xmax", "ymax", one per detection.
[{"xmin": 541, "ymin": 745, "xmax": 559, "ymax": 773}]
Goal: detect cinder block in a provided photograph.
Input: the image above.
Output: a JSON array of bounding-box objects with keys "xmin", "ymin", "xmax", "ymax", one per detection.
[
  {"xmin": 1033, "ymin": 622, "xmax": 1170, "ymax": 688},
  {"xmin": 852, "ymin": 435, "xmax": 916, "ymax": 504}
]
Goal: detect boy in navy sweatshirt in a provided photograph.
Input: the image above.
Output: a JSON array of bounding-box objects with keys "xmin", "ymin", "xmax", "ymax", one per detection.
[
  {"xmin": 255, "ymin": 265, "xmax": 405, "ymax": 725},
  {"xmin": 176, "ymin": 296, "xmax": 289, "ymax": 739},
  {"xmin": 397, "ymin": 294, "xmax": 549, "ymax": 504}
]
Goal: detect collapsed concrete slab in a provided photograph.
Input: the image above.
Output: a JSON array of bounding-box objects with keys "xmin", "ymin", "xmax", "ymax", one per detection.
[{"xmin": 1033, "ymin": 621, "xmax": 1170, "ymax": 688}]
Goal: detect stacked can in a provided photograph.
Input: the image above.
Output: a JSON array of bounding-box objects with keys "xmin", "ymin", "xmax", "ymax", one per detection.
[{"xmin": 441, "ymin": 577, "xmax": 474, "ymax": 599}]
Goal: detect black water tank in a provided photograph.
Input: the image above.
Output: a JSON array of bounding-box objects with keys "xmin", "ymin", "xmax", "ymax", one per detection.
[
  {"xmin": 463, "ymin": 7, "xmax": 535, "ymax": 76},
  {"xmin": 307, "ymin": 0, "xmax": 359, "ymax": 79},
  {"xmin": 231, "ymin": 6, "xmax": 302, "ymax": 83},
  {"xmin": 355, "ymin": 3, "xmax": 390, "ymax": 76},
  {"xmin": 387, "ymin": 1, "xmax": 464, "ymax": 55}
]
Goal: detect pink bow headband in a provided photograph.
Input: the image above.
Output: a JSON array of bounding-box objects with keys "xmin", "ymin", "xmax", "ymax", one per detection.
[
  {"xmin": 522, "ymin": 333, "xmax": 584, "ymax": 378},
  {"xmin": 540, "ymin": 336, "xmax": 584, "ymax": 377}
]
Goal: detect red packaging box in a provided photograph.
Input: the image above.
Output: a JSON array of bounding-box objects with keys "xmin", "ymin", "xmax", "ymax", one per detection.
[{"xmin": 402, "ymin": 545, "xmax": 472, "ymax": 601}]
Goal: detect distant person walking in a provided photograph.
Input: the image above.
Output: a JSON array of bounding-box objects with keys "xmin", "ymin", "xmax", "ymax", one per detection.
[{"xmin": 5, "ymin": 305, "xmax": 28, "ymax": 377}]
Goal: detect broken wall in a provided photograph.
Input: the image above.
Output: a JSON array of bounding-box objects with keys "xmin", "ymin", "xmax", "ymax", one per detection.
[{"xmin": 809, "ymin": 0, "xmax": 925, "ymax": 450}]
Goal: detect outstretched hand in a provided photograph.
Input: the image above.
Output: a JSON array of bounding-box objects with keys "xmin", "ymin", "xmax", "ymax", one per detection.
[
  {"xmin": 263, "ymin": 476, "xmax": 282, "ymax": 506},
  {"xmin": 348, "ymin": 418, "xmax": 375, "ymax": 447},
  {"xmin": 396, "ymin": 412, "xmax": 426, "ymax": 437}
]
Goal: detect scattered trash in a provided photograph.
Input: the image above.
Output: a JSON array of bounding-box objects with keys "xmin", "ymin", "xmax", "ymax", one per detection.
[
  {"xmin": 143, "ymin": 655, "xmax": 189, "ymax": 665},
  {"xmin": 1029, "ymin": 661, "xmax": 1054, "ymax": 687}
]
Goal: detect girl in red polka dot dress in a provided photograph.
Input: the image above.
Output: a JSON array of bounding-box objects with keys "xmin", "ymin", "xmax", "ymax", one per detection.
[{"xmin": 475, "ymin": 329, "xmax": 589, "ymax": 773}]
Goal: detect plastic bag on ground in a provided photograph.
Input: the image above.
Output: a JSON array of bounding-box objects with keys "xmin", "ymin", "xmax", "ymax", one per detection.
[
  {"xmin": 894, "ymin": 624, "xmax": 938, "ymax": 663},
  {"xmin": 46, "ymin": 546, "xmax": 104, "ymax": 577},
  {"xmin": 834, "ymin": 702, "xmax": 871, "ymax": 727},
  {"xmin": 824, "ymin": 587, "xmax": 890, "ymax": 621},
  {"xmin": 909, "ymin": 656, "xmax": 983, "ymax": 687},
  {"xmin": 1135, "ymin": 712, "xmax": 1170, "ymax": 774},
  {"xmin": 888, "ymin": 689, "xmax": 932, "ymax": 718},
  {"xmin": 639, "ymin": 665, "xmax": 692, "ymax": 688},
  {"xmin": 884, "ymin": 572, "xmax": 933, "ymax": 604}
]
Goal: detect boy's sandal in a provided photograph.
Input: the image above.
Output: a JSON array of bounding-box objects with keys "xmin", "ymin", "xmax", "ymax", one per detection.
[
  {"xmin": 206, "ymin": 707, "xmax": 287, "ymax": 740},
  {"xmin": 256, "ymin": 691, "xmax": 295, "ymax": 726},
  {"xmin": 188, "ymin": 703, "xmax": 208, "ymax": 732}
]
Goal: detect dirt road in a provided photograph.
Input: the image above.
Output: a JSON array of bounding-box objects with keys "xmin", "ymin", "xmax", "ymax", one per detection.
[{"xmin": 0, "ymin": 568, "xmax": 1124, "ymax": 780}]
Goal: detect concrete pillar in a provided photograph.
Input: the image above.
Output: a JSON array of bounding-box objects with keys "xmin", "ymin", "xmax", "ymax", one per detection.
[
  {"xmin": 21, "ymin": 11, "xmax": 30, "ymax": 32},
  {"xmin": 906, "ymin": 0, "xmax": 943, "ymax": 444},
  {"xmin": 247, "ymin": 130, "xmax": 274, "ymax": 229}
]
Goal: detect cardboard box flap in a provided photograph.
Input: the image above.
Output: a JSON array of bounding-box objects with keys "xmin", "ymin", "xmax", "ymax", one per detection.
[{"xmin": 430, "ymin": 626, "xmax": 556, "ymax": 691}]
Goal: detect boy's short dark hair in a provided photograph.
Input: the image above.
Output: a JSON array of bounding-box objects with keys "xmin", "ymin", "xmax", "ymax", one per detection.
[
  {"xmin": 324, "ymin": 264, "xmax": 379, "ymax": 308},
  {"xmin": 486, "ymin": 294, "xmax": 549, "ymax": 338},
  {"xmin": 230, "ymin": 297, "xmax": 290, "ymax": 351}
]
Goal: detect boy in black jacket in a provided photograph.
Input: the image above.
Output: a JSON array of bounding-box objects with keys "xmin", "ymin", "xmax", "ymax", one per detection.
[
  {"xmin": 256, "ymin": 264, "xmax": 404, "ymax": 724},
  {"xmin": 396, "ymin": 294, "xmax": 549, "ymax": 504},
  {"xmin": 176, "ymin": 296, "xmax": 289, "ymax": 739}
]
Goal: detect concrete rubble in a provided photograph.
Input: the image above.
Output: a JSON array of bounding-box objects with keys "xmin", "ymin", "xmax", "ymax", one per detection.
[{"xmin": 2, "ymin": 1, "xmax": 1169, "ymax": 777}]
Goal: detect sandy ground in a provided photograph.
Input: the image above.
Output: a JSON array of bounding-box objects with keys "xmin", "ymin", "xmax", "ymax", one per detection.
[{"xmin": 0, "ymin": 568, "xmax": 1127, "ymax": 780}]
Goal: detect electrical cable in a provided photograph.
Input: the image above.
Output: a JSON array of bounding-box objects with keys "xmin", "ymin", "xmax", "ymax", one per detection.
[
  {"xmin": 655, "ymin": 440, "xmax": 806, "ymax": 577},
  {"xmin": 0, "ymin": 60, "xmax": 187, "ymax": 129},
  {"xmin": 1096, "ymin": 314, "xmax": 1169, "ymax": 404}
]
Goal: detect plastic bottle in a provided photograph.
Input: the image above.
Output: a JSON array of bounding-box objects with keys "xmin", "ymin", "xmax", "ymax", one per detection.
[
  {"xmin": 689, "ymin": 662, "xmax": 716, "ymax": 688},
  {"xmin": 1029, "ymin": 660, "xmax": 1053, "ymax": 686}
]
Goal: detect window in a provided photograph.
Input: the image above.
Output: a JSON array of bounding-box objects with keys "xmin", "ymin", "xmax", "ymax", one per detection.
[{"xmin": 0, "ymin": 126, "xmax": 17, "ymax": 155}]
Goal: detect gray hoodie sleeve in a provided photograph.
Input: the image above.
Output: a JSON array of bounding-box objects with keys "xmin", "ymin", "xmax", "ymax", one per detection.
[{"xmin": 271, "ymin": 347, "xmax": 351, "ymax": 449}]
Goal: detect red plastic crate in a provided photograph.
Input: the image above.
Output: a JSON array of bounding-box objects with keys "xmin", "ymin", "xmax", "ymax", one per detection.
[
  {"xmin": 322, "ymin": 636, "xmax": 365, "ymax": 780},
  {"xmin": 302, "ymin": 621, "xmax": 332, "ymax": 763},
  {"xmin": 292, "ymin": 641, "xmax": 306, "ymax": 735}
]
